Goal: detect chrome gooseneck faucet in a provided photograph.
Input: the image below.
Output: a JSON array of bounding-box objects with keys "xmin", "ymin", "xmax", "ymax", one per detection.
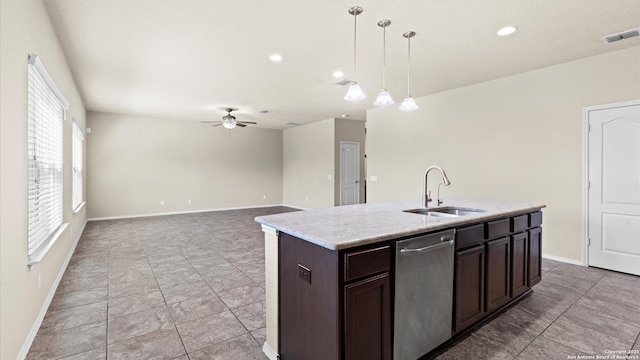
[{"xmin": 423, "ymin": 165, "xmax": 451, "ymax": 208}]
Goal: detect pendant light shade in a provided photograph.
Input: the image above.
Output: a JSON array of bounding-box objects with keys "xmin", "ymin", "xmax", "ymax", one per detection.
[
  {"xmin": 374, "ymin": 19, "xmax": 394, "ymax": 106},
  {"xmin": 374, "ymin": 90, "xmax": 394, "ymax": 106},
  {"xmin": 399, "ymin": 31, "xmax": 419, "ymax": 111},
  {"xmin": 399, "ymin": 96, "xmax": 419, "ymax": 111},
  {"xmin": 345, "ymin": 83, "xmax": 366, "ymax": 101},
  {"xmin": 345, "ymin": 6, "xmax": 366, "ymax": 101}
]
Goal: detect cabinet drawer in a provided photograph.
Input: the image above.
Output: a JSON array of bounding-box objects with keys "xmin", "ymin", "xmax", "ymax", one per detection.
[
  {"xmin": 529, "ymin": 211, "xmax": 543, "ymax": 228},
  {"xmin": 511, "ymin": 215, "xmax": 528, "ymax": 233},
  {"xmin": 456, "ymin": 224, "xmax": 485, "ymax": 250},
  {"xmin": 486, "ymin": 218, "xmax": 510, "ymax": 239},
  {"xmin": 344, "ymin": 246, "xmax": 390, "ymax": 282}
]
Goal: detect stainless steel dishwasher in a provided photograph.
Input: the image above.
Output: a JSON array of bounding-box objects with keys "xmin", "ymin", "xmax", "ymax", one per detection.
[{"xmin": 394, "ymin": 229, "xmax": 455, "ymax": 360}]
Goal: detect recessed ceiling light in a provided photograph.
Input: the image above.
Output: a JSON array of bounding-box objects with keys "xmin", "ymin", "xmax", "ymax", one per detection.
[
  {"xmin": 341, "ymin": 114, "xmax": 350, "ymax": 118},
  {"xmin": 332, "ymin": 71, "xmax": 344, "ymax": 78},
  {"xmin": 497, "ymin": 26, "xmax": 517, "ymax": 36},
  {"xmin": 259, "ymin": 109, "xmax": 269, "ymax": 114},
  {"xmin": 269, "ymin": 54, "xmax": 283, "ymax": 62}
]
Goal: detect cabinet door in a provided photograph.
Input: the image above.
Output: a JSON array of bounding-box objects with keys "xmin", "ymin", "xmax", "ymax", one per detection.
[
  {"xmin": 528, "ymin": 227, "xmax": 542, "ymax": 287},
  {"xmin": 344, "ymin": 273, "xmax": 391, "ymax": 360},
  {"xmin": 485, "ymin": 237, "xmax": 511, "ymax": 312},
  {"xmin": 454, "ymin": 245, "xmax": 485, "ymax": 334},
  {"xmin": 511, "ymin": 232, "xmax": 529, "ymax": 298}
]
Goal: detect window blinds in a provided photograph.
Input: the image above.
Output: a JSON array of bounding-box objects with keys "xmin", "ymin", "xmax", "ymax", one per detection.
[
  {"xmin": 72, "ymin": 121, "xmax": 84, "ymax": 211},
  {"xmin": 27, "ymin": 54, "xmax": 69, "ymax": 262}
]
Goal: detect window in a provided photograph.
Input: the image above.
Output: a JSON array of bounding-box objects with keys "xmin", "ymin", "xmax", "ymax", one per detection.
[
  {"xmin": 27, "ymin": 54, "xmax": 69, "ymax": 265},
  {"xmin": 72, "ymin": 121, "xmax": 84, "ymax": 212}
]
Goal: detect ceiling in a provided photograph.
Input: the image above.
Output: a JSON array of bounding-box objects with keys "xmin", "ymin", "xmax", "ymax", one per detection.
[{"xmin": 43, "ymin": 0, "xmax": 640, "ymax": 129}]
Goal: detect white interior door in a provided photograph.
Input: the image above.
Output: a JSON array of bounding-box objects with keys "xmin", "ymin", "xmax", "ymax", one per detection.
[
  {"xmin": 340, "ymin": 141, "xmax": 360, "ymax": 205},
  {"xmin": 587, "ymin": 101, "xmax": 640, "ymax": 276}
]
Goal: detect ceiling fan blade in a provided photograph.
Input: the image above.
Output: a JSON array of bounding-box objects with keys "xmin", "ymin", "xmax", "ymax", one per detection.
[
  {"xmin": 212, "ymin": 124, "xmax": 223, "ymax": 127},
  {"xmin": 235, "ymin": 123, "xmax": 247, "ymax": 127},
  {"xmin": 201, "ymin": 121, "xmax": 222, "ymax": 123},
  {"xmin": 238, "ymin": 121, "xmax": 257, "ymax": 125}
]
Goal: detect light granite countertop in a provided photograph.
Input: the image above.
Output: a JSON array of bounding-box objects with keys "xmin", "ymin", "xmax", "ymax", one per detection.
[{"xmin": 254, "ymin": 198, "xmax": 545, "ymax": 250}]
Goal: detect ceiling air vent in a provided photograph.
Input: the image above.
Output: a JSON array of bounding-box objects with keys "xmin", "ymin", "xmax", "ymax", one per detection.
[
  {"xmin": 334, "ymin": 79, "xmax": 352, "ymax": 86},
  {"xmin": 601, "ymin": 28, "xmax": 640, "ymax": 43},
  {"xmin": 284, "ymin": 121, "xmax": 302, "ymax": 126}
]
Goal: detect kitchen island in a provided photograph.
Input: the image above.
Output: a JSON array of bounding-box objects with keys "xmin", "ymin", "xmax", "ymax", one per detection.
[{"xmin": 255, "ymin": 198, "xmax": 545, "ymax": 360}]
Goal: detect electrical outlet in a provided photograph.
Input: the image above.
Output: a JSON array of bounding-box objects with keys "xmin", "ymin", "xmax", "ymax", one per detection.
[
  {"xmin": 369, "ymin": 175, "xmax": 378, "ymax": 182},
  {"xmin": 187, "ymin": 199, "xmax": 192, "ymax": 205},
  {"xmin": 263, "ymin": 195, "xmax": 267, "ymax": 200},
  {"xmin": 305, "ymin": 196, "xmax": 309, "ymax": 202},
  {"xmin": 298, "ymin": 264, "xmax": 311, "ymax": 284},
  {"xmin": 37, "ymin": 273, "xmax": 41, "ymax": 290},
  {"xmin": 160, "ymin": 200, "xmax": 165, "ymax": 206},
  {"xmin": 328, "ymin": 174, "xmax": 332, "ymax": 180}
]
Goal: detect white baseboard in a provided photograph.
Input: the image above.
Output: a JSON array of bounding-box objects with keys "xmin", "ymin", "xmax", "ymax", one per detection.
[
  {"xmin": 18, "ymin": 219, "xmax": 87, "ymax": 360},
  {"xmin": 542, "ymin": 253, "xmax": 584, "ymax": 266},
  {"xmin": 87, "ymin": 204, "xmax": 287, "ymax": 221},
  {"xmin": 281, "ymin": 204, "xmax": 308, "ymax": 211},
  {"xmin": 262, "ymin": 342, "xmax": 280, "ymax": 360}
]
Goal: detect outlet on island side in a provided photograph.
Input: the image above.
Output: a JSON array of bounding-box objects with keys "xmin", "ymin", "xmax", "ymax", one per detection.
[
  {"xmin": 160, "ymin": 200, "xmax": 165, "ymax": 206},
  {"xmin": 298, "ymin": 264, "xmax": 311, "ymax": 284}
]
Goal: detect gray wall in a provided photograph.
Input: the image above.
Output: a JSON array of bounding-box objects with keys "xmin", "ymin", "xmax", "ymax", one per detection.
[
  {"xmin": 283, "ymin": 118, "xmax": 335, "ymax": 209},
  {"xmin": 87, "ymin": 111, "xmax": 283, "ymax": 218},
  {"xmin": 0, "ymin": 0, "xmax": 87, "ymax": 358},
  {"xmin": 334, "ymin": 119, "xmax": 366, "ymax": 205},
  {"xmin": 366, "ymin": 46, "xmax": 640, "ymax": 262}
]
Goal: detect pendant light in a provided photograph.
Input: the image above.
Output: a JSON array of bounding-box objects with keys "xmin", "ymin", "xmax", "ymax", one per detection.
[
  {"xmin": 344, "ymin": 6, "xmax": 366, "ymax": 101},
  {"xmin": 399, "ymin": 31, "xmax": 419, "ymax": 111},
  {"xmin": 374, "ymin": 20, "xmax": 395, "ymax": 106}
]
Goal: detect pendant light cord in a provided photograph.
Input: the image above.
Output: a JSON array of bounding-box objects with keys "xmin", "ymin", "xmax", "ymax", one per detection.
[
  {"xmin": 382, "ymin": 25, "xmax": 387, "ymax": 89},
  {"xmin": 353, "ymin": 13, "xmax": 357, "ymax": 82},
  {"xmin": 407, "ymin": 36, "xmax": 411, "ymax": 96}
]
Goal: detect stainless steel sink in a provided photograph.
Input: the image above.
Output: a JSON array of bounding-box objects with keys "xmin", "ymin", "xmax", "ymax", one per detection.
[
  {"xmin": 403, "ymin": 209, "xmax": 460, "ymax": 217},
  {"xmin": 403, "ymin": 206, "xmax": 485, "ymax": 217},
  {"xmin": 430, "ymin": 207, "xmax": 486, "ymax": 216}
]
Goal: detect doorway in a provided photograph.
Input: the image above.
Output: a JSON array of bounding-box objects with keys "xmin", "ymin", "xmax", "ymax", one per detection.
[
  {"xmin": 584, "ymin": 100, "xmax": 640, "ymax": 276},
  {"xmin": 340, "ymin": 141, "xmax": 360, "ymax": 205}
]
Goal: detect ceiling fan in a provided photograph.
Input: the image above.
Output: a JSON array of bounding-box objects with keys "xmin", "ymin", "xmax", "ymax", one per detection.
[{"xmin": 201, "ymin": 108, "xmax": 257, "ymax": 129}]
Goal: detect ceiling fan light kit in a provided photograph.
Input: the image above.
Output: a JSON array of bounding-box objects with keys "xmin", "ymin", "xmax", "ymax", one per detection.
[
  {"xmin": 201, "ymin": 108, "xmax": 257, "ymax": 130},
  {"xmin": 222, "ymin": 113, "xmax": 237, "ymax": 129}
]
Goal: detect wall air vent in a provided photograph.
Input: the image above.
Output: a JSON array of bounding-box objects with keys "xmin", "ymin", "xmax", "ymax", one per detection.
[
  {"xmin": 334, "ymin": 79, "xmax": 352, "ymax": 86},
  {"xmin": 601, "ymin": 28, "xmax": 640, "ymax": 43},
  {"xmin": 284, "ymin": 121, "xmax": 302, "ymax": 126}
]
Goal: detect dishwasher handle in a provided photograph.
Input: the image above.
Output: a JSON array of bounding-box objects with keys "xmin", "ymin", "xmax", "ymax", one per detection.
[{"xmin": 399, "ymin": 236, "xmax": 454, "ymax": 255}]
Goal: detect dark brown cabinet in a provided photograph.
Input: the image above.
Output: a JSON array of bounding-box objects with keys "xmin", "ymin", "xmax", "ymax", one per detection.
[
  {"xmin": 278, "ymin": 210, "xmax": 543, "ymax": 359},
  {"xmin": 510, "ymin": 232, "xmax": 529, "ymax": 298},
  {"xmin": 454, "ymin": 211, "xmax": 543, "ymax": 336},
  {"xmin": 528, "ymin": 227, "xmax": 542, "ymax": 287},
  {"xmin": 485, "ymin": 237, "xmax": 511, "ymax": 312},
  {"xmin": 344, "ymin": 273, "xmax": 391, "ymax": 360},
  {"xmin": 454, "ymin": 244, "xmax": 485, "ymax": 333},
  {"xmin": 279, "ymin": 235, "xmax": 391, "ymax": 360}
]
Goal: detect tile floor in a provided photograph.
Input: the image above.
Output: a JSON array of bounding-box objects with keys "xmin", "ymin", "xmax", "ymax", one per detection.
[{"xmin": 27, "ymin": 207, "xmax": 640, "ymax": 359}]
